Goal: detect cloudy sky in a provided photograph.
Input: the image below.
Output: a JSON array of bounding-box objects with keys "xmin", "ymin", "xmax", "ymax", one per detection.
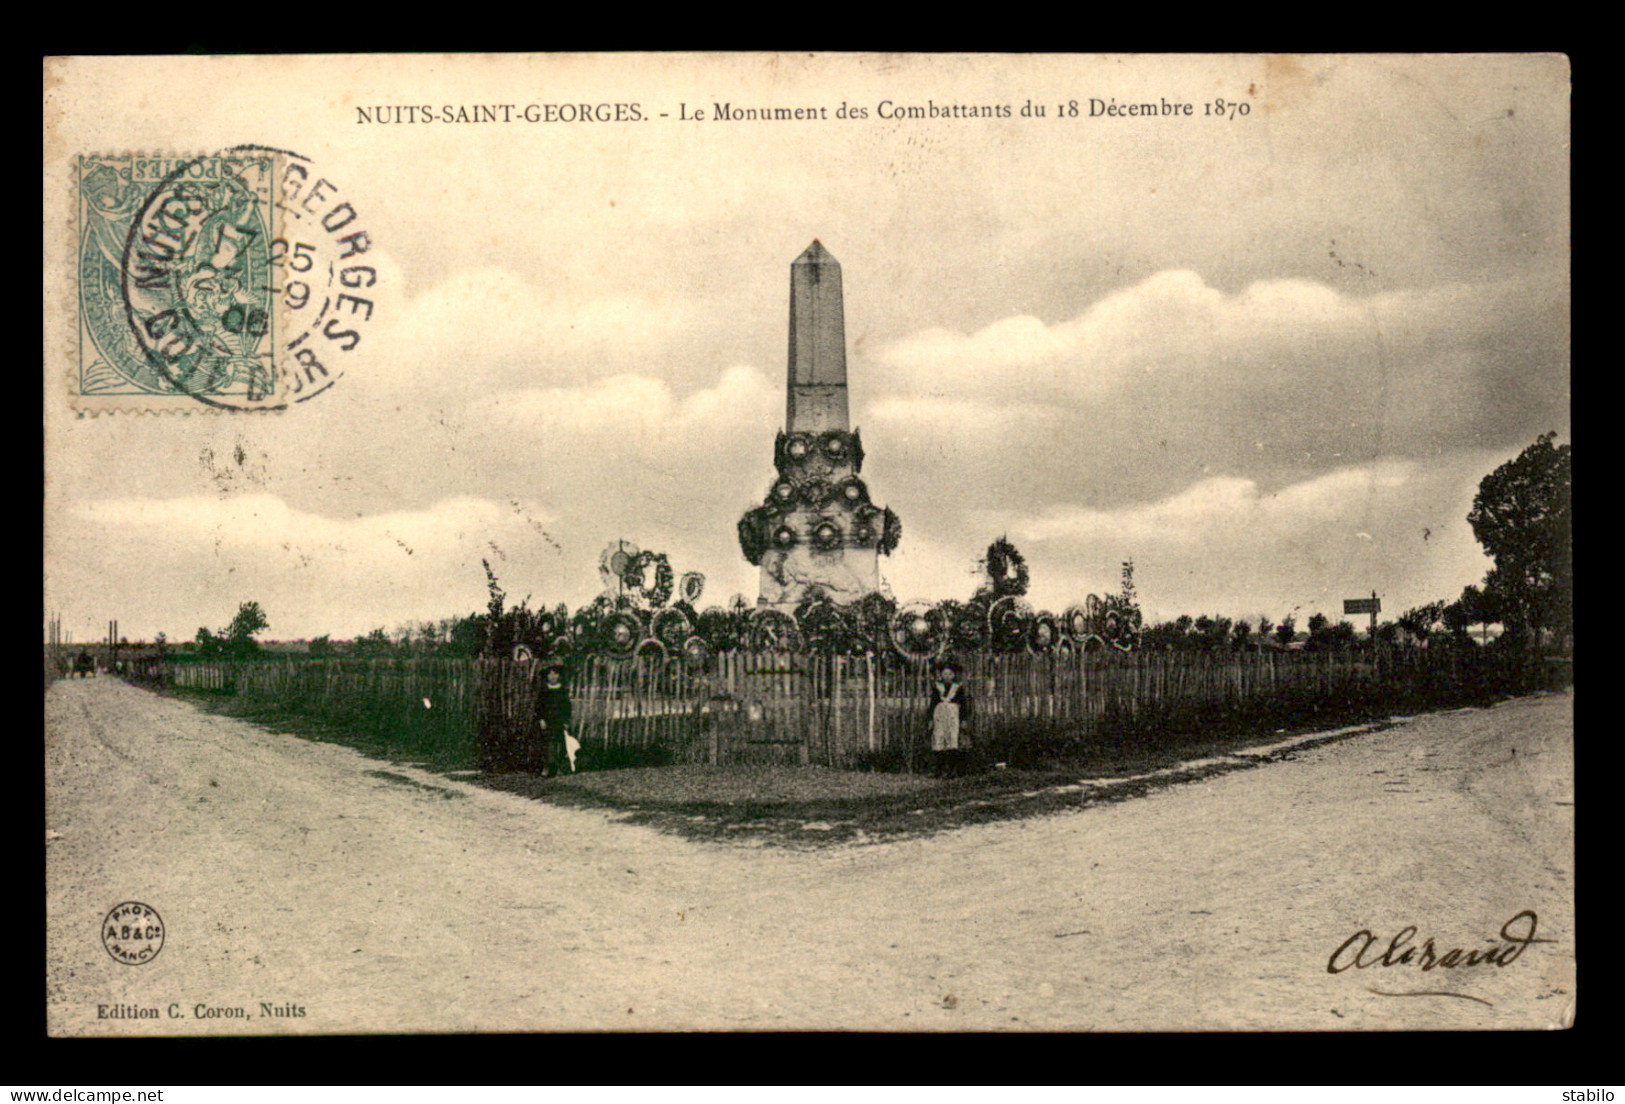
[{"xmin": 44, "ymin": 54, "xmax": 1569, "ymax": 642}]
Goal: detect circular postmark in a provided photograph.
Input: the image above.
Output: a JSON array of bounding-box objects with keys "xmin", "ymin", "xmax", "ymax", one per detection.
[
  {"xmin": 102, "ymin": 901, "xmax": 164, "ymax": 965},
  {"xmin": 109, "ymin": 145, "xmax": 378, "ymax": 411}
]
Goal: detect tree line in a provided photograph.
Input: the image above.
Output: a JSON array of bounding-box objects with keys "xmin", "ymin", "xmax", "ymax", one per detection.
[
  {"xmin": 1135, "ymin": 434, "xmax": 1570, "ymax": 656},
  {"xmin": 174, "ymin": 433, "xmax": 1568, "ymax": 664}
]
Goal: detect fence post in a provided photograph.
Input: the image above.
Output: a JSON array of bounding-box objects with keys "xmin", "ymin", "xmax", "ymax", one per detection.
[
  {"xmin": 709, "ymin": 690, "xmax": 720, "ymax": 766},
  {"xmin": 866, "ymin": 652, "xmax": 876, "ymax": 753},
  {"xmin": 797, "ymin": 653, "xmax": 811, "ymax": 766},
  {"xmin": 829, "ymin": 655, "xmax": 841, "ymax": 768},
  {"xmin": 904, "ymin": 660, "xmax": 915, "ymax": 775},
  {"xmin": 599, "ymin": 659, "xmax": 613, "ymax": 750}
]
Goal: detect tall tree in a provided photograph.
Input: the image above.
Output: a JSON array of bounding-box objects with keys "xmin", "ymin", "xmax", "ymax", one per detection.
[
  {"xmin": 1194, "ymin": 615, "xmax": 1231, "ymax": 650},
  {"xmin": 227, "ymin": 604, "xmax": 268, "ymax": 647},
  {"xmin": 1467, "ymin": 433, "xmax": 1572, "ymax": 650},
  {"xmin": 354, "ymin": 627, "xmax": 393, "ymax": 656},
  {"xmin": 222, "ymin": 601, "xmax": 268, "ymax": 659},
  {"xmin": 1107, "ymin": 559, "xmax": 1143, "ymax": 648},
  {"xmin": 227, "ymin": 601, "xmax": 268, "ymax": 640},
  {"xmin": 1456, "ymin": 583, "xmax": 1503, "ymax": 644},
  {"xmin": 446, "ymin": 614, "xmax": 487, "ymax": 656},
  {"xmin": 483, "ymin": 558, "xmax": 508, "ymax": 656},
  {"xmin": 1397, "ymin": 602, "xmax": 1446, "ymax": 646},
  {"xmin": 1274, "ymin": 616, "xmax": 1297, "ymax": 647},
  {"xmin": 1441, "ymin": 600, "xmax": 1472, "ymax": 640}
]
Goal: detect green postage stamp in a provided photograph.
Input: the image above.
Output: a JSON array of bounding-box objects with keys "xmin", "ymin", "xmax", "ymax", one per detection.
[
  {"xmin": 77, "ymin": 153, "xmax": 276, "ymax": 409},
  {"xmin": 72, "ymin": 148, "xmax": 376, "ymax": 413}
]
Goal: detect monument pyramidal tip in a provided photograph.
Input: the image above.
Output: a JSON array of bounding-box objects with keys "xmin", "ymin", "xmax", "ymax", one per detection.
[{"xmin": 737, "ymin": 242, "xmax": 901, "ymax": 610}]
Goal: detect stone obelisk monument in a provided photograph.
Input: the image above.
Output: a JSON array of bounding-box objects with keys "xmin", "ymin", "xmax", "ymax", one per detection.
[
  {"xmin": 738, "ymin": 242, "xmax": 900, "ymax": 610},
  {"xmin": 787, "ymin": 239, "xmax": 849, "ymax": 433}
]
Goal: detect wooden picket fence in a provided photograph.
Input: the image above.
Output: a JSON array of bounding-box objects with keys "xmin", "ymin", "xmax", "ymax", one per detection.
[
  {"xmin": 152, "ymin": 645, "xmax": 1543, "ymax": 771},
  {"xmin": 481, "ymin": 649, "xmax": 1389, "ymax": 771},
  {"xmin": 168, "ymin": 662, "xmax": 235, "ymax": 691}
]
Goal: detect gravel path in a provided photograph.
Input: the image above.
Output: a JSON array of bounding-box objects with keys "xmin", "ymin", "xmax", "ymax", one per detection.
[{"xmin": 46, "ymin": 678, "xmax": 1574, "ymax": 1034}]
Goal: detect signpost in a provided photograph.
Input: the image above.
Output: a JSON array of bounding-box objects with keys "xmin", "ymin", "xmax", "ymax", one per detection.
[{"xmin": 1343, "ymin": 591, "xmax": 1381, "ymax": 637}]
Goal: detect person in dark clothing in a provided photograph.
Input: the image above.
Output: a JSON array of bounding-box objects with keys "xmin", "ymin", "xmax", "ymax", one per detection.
[
  {"xmin": 928, "ymin": 661, "xmax": 972, "ymax": 777},
  {"xmin": 529, "ymin": 664, "xmax": 574, "ymax": 776}
]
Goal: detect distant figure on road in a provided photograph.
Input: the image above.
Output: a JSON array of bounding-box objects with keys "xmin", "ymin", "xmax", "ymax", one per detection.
[
  {"xmin": 74, "ymin": 651, "xmax": 94, "ymax": 679},
  {"xmin": 529, "ymin": 663, "xmax": 574, "ymax": 777},
  {"xmin": 929, "ymin": 661, "xmax": 973, "ymax": 777}
]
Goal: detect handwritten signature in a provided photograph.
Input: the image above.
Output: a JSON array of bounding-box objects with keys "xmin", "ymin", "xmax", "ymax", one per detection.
[{"xmin": 1328, "ymin": 909, "xmax": 1554, "ymax": 975}]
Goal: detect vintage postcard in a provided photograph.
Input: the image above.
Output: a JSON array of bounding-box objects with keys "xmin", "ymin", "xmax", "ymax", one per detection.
[{"xmin": 43, "ymin": 53, "xmax": 1572, "ymax": 1035}]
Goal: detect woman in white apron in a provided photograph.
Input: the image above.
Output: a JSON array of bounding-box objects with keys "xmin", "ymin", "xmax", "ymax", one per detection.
[{"xmin": 928, "ymin": 662, "xmax": 972, "ymax": 777}]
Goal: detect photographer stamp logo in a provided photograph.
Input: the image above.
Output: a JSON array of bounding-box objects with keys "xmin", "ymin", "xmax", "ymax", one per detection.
[{"xmin": 102, "ymin": 902, "xmax": 164, "ymax": 965}]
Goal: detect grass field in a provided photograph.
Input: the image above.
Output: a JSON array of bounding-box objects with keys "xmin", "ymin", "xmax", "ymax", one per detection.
[
  {"xmin": 475, "ymin": 711, "xmax": 1403, "ymax": 847},
  {"xmin": 176, "ymin": 691, "xmax": 479, "ymax": 774}
]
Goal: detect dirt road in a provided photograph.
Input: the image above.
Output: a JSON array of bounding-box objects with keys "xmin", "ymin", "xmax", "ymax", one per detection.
[{"xmin": 46, "ymin": 678, "xmax": 1574, "ymax": 1033}]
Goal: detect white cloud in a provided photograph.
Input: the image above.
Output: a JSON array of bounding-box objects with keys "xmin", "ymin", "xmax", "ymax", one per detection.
[
  {"xmin": 477, "ymin": 364, "xmax": 777, "ymax": 437},
  {"xmin": 873, "ymin": 269, "xmax": 1543, "ymax": 417},
  {"xmin": 74, "ymin": 493, "xmax": 542, "ymax": 553},
  {"xmin": 53, "ymin": 494, "xmax": 570, "ymax": 641},
  {"xmin": 973, "ymin": 456, "xmax": 1501, "ymax": 624},
  {"xmin": 1021, "ymin": 463, "xmax": 1412, "ymax": 548},
  {"xmin": 377, "ymin": 266, "xmax": 704, "ymax": 394},
  {"xmin": 860, "ymin": 268, "xmax": 1567, "ymax": 516}
]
